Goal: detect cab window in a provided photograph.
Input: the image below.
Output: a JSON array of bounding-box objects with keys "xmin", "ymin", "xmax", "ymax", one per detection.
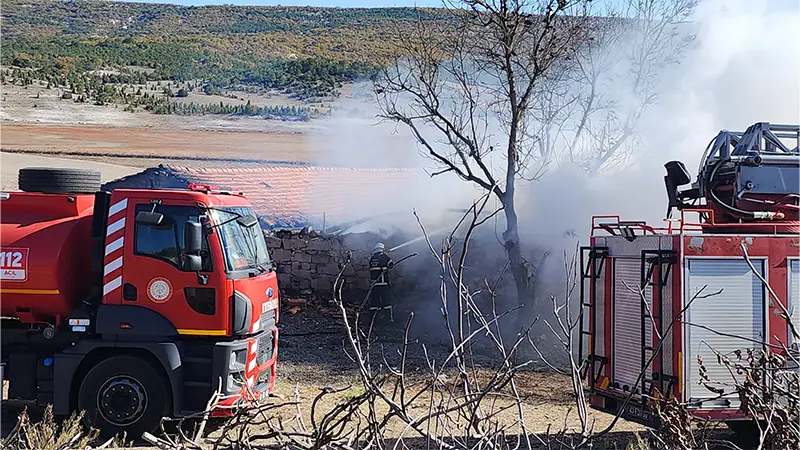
[{"xmin": 133, "ymin": 204, "xmax": 212, "ymax": 272}]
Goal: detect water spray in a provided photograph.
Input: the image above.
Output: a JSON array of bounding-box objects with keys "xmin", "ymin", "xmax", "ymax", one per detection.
[{"xmin": 388, "ymin": 226, "xmax": 452, "ymax": 252}]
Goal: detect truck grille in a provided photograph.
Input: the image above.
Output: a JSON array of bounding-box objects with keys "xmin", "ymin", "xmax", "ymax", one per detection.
[
  {"xmin": 256, "ymin": 312, "xmax": 275, "ymax": 366},
  {"xmin": 257, "ymin": 331, "xmax": 274, "ymax": 366}
]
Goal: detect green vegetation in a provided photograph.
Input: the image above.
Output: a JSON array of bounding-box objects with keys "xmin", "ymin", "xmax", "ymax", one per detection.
[
  {"xmin": 1, "ymin": 0, "xmax": 447, "ymax": 39},
  {"xmin": 3, "ymin": 37, "xmax": 383, "ymax": 101},
  {"xmin": 173, "ymin": 101, "xmax": 316, "ymax": 121},
  {"xmin": 2, "ymin": 66, "xmax": 317, "ymax": 121},
  {"xmin": 0, "ymin": 0, "xmax": 452, "ymax": 120}
]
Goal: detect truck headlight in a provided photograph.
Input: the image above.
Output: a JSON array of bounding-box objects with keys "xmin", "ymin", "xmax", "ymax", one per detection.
[{"xmin": 230, "ymin": 349, "xmax": 247, "ymax": 370}]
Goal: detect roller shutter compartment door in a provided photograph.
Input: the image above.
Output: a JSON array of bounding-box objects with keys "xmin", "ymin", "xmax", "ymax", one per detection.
[
  {"xmin": 686, "ymin": 259, "xmax": 765, "ymax": 406},
  {"xmin": 612, "ymin": 258, "xmax": 652, "ymax": 391}
]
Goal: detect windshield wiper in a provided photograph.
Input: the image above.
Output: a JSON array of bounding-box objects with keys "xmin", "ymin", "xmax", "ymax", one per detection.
[{"xmin": 204, "ymin": 206, "xmax": 258, "ymax": 228}]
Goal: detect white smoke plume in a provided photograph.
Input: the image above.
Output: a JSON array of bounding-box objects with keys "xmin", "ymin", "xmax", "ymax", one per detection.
[
  {"xmin": 294, "ymin": 0, "xmax": 798, "ymax": 356},
  {"xmin": 519, "ymin": 0, "xmax": 800, "ymax": 255},
  {"xmin": 307, "ymin": 0, "xmax": 799, "ymax": 292}
]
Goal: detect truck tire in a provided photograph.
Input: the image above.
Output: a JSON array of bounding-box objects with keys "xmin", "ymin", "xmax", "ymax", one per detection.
[
  {"xmin": 18, "ymin": 167, "xmax": 101, "ymax": 194},
  {"xmin": 78, "ymin": 355, "xmax": 169, "ymax": 438},
  {"xmin": 727, "ymin": 420, "xmax": 760, "ymax": 448}
]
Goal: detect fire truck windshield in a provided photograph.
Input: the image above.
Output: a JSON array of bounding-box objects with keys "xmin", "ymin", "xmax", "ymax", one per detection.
[{"xmin": 212, "ymin": 207, "xmax": 271, "ymax": 273}]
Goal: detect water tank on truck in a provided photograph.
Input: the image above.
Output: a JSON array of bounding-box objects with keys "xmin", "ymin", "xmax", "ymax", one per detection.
[{"xmin": 1, "ymin": 168, "xmax": 101, "ymax": 323}]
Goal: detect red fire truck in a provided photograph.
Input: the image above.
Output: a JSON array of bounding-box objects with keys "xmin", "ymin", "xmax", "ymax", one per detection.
[
  {"xmin": 1, "ymin": 168, "xmax": 279, "ymax": 436},
  {"xmin": 579, "ymin": 122, "xmax": 799, "ymax": 432}
]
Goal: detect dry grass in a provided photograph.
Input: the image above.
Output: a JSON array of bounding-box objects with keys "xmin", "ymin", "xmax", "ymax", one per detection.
[
  {"xmin": 260, "ymin": 367, "xmax": 642, "ymax": 439},
  {"xmin": 1, "ymin": 406, "xmax": 100, "ymax": 450}
]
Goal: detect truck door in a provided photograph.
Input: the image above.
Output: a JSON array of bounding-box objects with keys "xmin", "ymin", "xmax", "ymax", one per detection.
[{"xmin": 106, "ymin": 200, "xmax": 229, "ymax": 336}]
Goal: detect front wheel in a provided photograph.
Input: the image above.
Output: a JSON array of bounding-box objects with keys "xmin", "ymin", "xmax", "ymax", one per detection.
[
  {"xmin": 726, "ymin": 420, "xmax": 761, "ymax": 448},
  {"xmin": 78, "ymin": 355, "xmax": 169, "ymax": 438}
]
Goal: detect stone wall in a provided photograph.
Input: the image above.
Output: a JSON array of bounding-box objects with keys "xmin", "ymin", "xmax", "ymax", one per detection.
[{"xmin": 265, "ymin": 229, "xmax": 410, "ymax": 304}]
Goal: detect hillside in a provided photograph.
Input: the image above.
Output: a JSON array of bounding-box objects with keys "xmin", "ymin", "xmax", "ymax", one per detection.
[
  {"xmin": 1, "ymin": 0, "xmax": 452, "ymax": 112},
  {"xmin": 1, "ymin": 1, "xmax": 447, "ymax": 38},
  {"xmin": 1, "ymin": 1, "xmax": 448, "ymax": 65}
]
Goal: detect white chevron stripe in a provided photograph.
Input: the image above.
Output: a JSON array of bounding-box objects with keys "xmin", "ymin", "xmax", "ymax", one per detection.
[
  {"xmin": 108, "ymin": 198, "xmax": 128, "ymax": 218},
  {"xmin": 104, "ymin": 256, "xmax": 123, "ymax": 276},
  {"xmin": 106, "ymin": 218, "xmax": 126, "ymax": 237},
  {"xmin": 103, "ymin": 276, "xmax": 122, "ymax": 296},
  {"xmin": 250, "ymin": 320, "xmax": 260, "ymax": 333},
  {"xmin": 105, "ymin": 237, "xmax": 124, "ymax": 256},
  {"xmin": 248, "ymin": 358, "xmax": 257, "ymax": 372}
]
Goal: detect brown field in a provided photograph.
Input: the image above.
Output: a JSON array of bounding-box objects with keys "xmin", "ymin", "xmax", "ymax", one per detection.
[
  {"xmin": 0, "ymin": 122, "xmax": 420, "ymax": 169},
  {"xmin": 0, "ymin": 124, "xmax": 313, "ymax": 163}
]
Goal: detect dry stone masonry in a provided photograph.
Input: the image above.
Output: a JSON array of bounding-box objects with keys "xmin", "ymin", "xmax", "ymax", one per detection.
[{"xmin": 265, "ymin": 229, "xmax": 410, "ymax": 304}]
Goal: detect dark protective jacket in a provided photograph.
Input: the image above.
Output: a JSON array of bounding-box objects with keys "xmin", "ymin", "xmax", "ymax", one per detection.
[{"xmin": 369, "ymin": 252, "xmax": 393, "ymax": 286}]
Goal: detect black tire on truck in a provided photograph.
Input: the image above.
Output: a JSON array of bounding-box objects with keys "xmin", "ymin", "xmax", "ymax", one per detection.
[
  {"xmin": 726, "ymin": 420, "xmax": 761, "ymax": 448},
  {"xmin": 18, "ymin": 167, "xmax": 101, "ymax": 194},
  {"xmin": 78, "ymin": 355, "xmax": 169, "ymax": 438}
]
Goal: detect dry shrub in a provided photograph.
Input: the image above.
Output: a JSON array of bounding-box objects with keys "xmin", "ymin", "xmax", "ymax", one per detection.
[{"xmin": 1, "ymin": 406, "xmax": 99, "ymax": 450}]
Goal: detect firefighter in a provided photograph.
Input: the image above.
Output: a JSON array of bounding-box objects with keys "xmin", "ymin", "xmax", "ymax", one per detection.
[{"xmin": 368, "ymin": 242, "xmax": 394, "ymax": 321}]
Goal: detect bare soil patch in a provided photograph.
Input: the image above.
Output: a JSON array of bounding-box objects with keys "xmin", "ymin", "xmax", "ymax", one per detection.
[
  {"xmin": 0, "ymin": 121, "xmax": 421, "ymax": 169},
  {"xmin": 1, "ymin": 124, "xmax": 314, "ymax": 164},
  {"xmin": 268, "ymin": 307, "xmax": 645, "ymax": 441}
]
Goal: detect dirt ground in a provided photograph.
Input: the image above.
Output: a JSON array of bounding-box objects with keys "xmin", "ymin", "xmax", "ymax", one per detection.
[
  {"xmin": 0, "ymin": 121, "xmax": 420, "ymax": 169},
  {"xmin": 0, "ymin": 124, "xmax": 314, "ymax": 164},
  {"xmin": 213, "ymin": 307, "xmax": 646, "ymax": 448}
]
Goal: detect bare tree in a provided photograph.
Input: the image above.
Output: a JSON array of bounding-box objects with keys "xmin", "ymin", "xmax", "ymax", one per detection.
[
  {"xmin": 375, "ymin": 0, "xmax": 700, "ymax": 332},
  {"xmin": 562, "ymin": 0, "xmax": 697, "ymax": 173},
  {"xmin": 375, "ymin": 0, "xmax": 592, "ymax": 330}
]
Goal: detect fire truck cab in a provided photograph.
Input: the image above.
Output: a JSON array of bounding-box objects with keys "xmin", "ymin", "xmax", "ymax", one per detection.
[
  {"xmin": 1, "ymin": 169, "xmax": 279, "ymax": 436},
  {"xmin": 579, "ymin": 123, "xmax": 799, "ymax": 429}
]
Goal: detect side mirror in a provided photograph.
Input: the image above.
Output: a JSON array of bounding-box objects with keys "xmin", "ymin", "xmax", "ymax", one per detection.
[
  {"xmin": 664, "ymin": 160, "xmax": 691, "ymax": 186},
  {"xmin": 184, "ymin": 254, "xmax": 202, "ymax": 272},
  {"xmin": 135, "ymin": 211, "xmax": 164, "ymax": 227},
  {"xmin": 664, "ymin": 160, "xmax": 694, "ymax": 218},
  {"xmin": 184, "ymin": 221, "xmax": 202, "ymax": 255}
]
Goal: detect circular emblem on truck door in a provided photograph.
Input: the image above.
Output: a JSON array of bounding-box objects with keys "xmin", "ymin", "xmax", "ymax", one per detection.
[
  {"xmin": 266, "ymin": 287, "xmax": 274, "ymax": 299},
  {"xmin": 147, "ymin": 277, "xmax": 173, "ymax": 304}
]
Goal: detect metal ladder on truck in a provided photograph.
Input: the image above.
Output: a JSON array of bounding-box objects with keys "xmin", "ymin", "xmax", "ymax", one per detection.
[
  {"xmin": 579, "ymin": 245, "xmax": 609, "ymax": 391},
  {"xmin": 639, "ymin": 249, "xmax": 678, "ymax": 400}
]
